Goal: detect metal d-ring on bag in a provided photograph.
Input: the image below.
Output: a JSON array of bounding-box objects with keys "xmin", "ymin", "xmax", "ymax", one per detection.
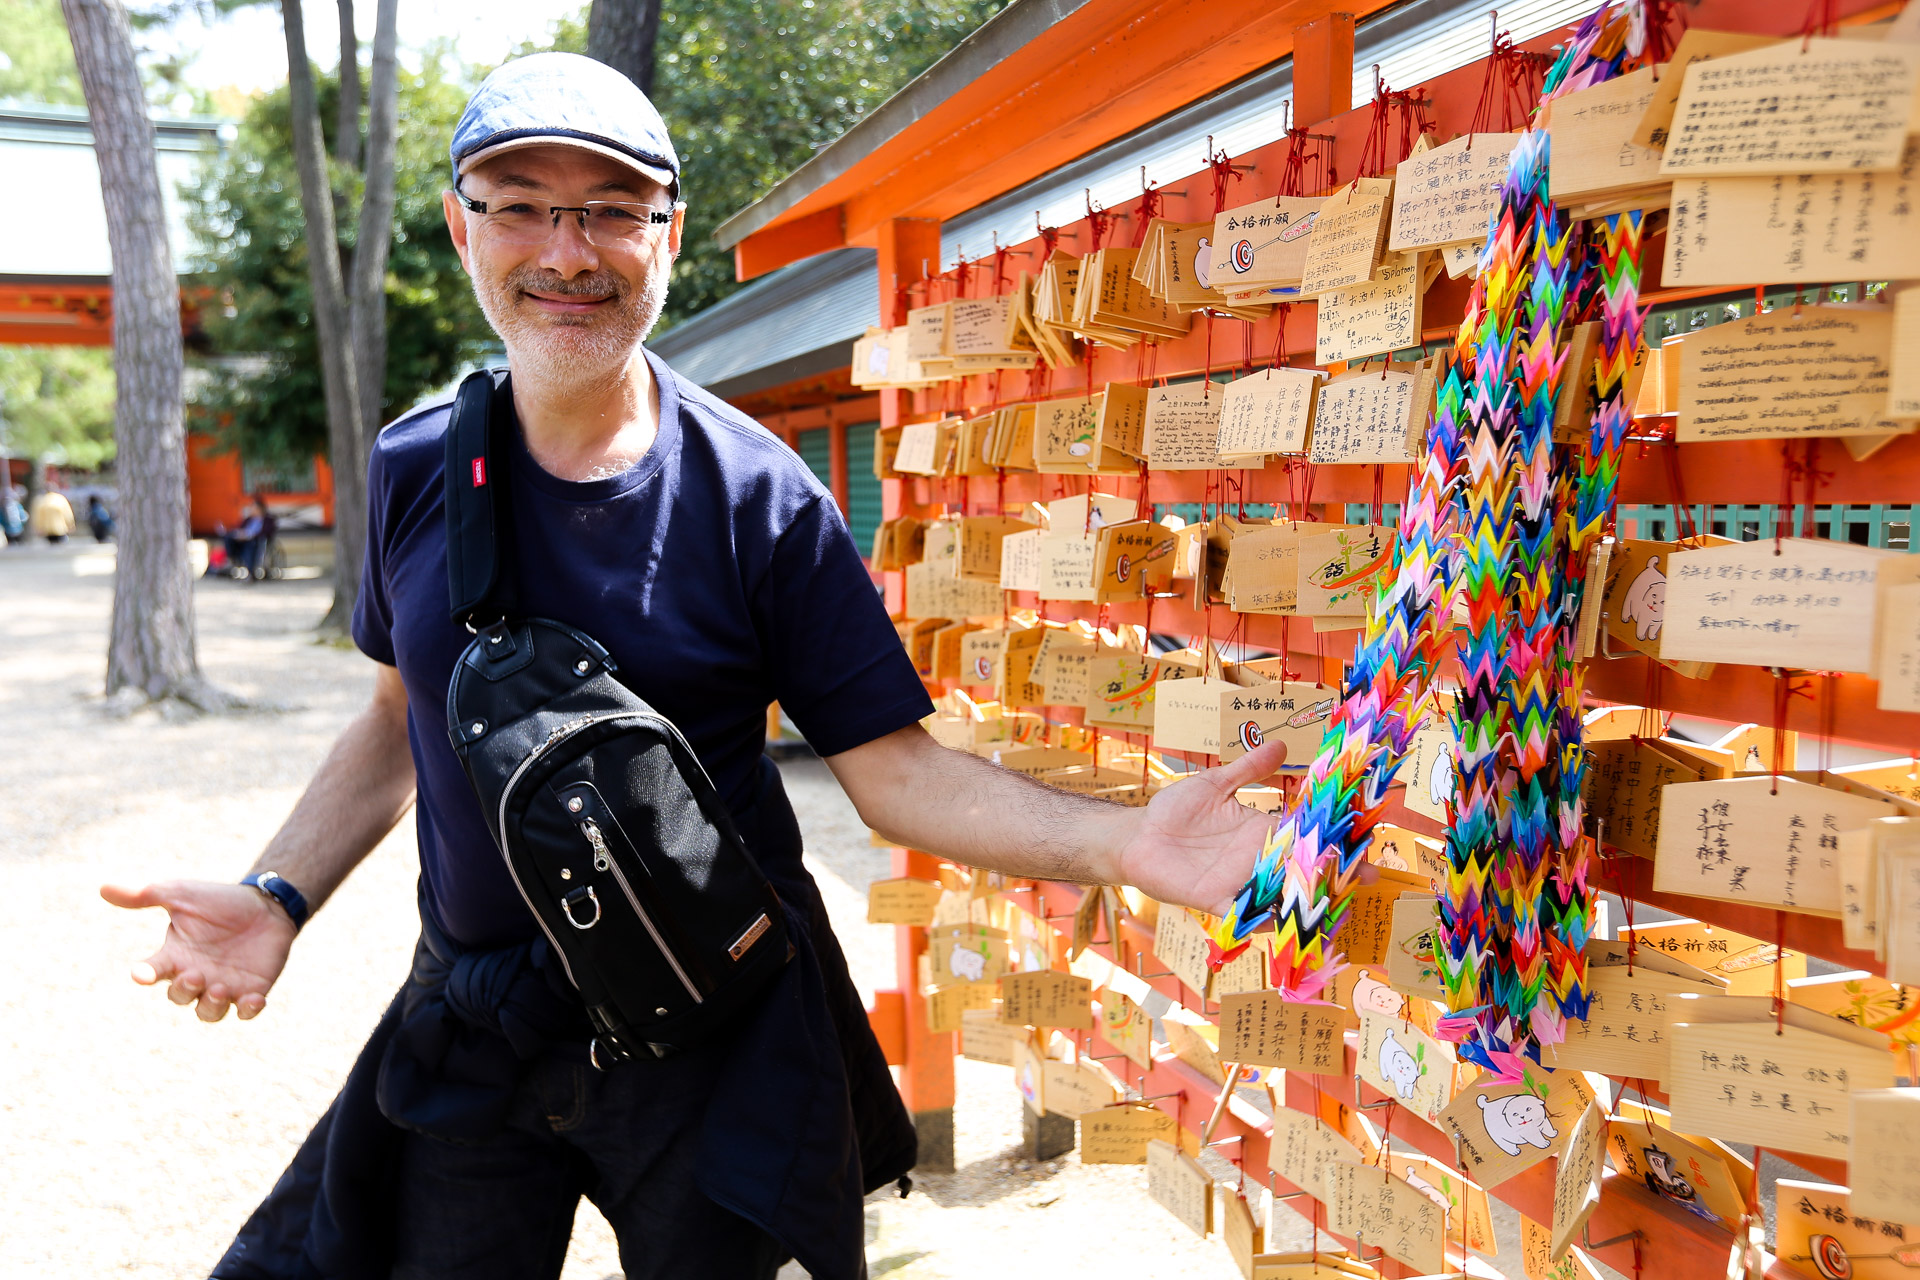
[{"xmin": 440, "ymin": 369, "xmax": 791, "ymax": 1066}]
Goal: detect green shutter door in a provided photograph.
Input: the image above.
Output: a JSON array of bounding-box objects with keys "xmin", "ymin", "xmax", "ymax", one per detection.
[
  {"xmin": 795, "ymin": 427, "xmax": 831, "ymax": 489},
  {"xmin": 844, "ymin": 422, "xmax": 881, "ymax": 559}
]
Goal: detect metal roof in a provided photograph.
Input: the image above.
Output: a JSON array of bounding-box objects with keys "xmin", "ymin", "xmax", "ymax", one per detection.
[
  {"xmin": 649, "ymin": 246, "xmax": 877, "ymax": 398},
  {"xmin": 712, "ymin": 0, "xmax": 1096, "ymax": 252},
  {"xmin": 0, "ymin": 103, "xmax": 227, "ymax": 281}
]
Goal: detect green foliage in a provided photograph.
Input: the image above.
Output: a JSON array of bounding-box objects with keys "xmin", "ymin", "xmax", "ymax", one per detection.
[
  {"xmin": 0, "ymin": 346, "xmax": 117, "ymax": 470},
  {"xmin": 184, "ymin": 0, "xmax": 1004, "ymax": 462},
  {"xmin": 542, "ymin": 0, "xmax": 1008, "ymax": 327},
  {"xmin": 0, "ymin": 0, "xmax": 85, "ymax": 105},
  {"xmin": 0, "ymin": 0, "xmax": 219, "ymax": 112},
  {"xmin": 185, "ymin": 54, "xmax": 494, "ymax": 464}
]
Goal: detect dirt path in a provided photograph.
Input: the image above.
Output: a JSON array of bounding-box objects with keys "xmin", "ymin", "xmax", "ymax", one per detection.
[{"xmin": 0, "ymin": 544, "xmax": 1254, "ymax": 1279}]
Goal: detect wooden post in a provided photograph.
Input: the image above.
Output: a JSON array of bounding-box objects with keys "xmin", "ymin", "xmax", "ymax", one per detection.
[
  {"xmin": 875, "ymin": 216, "xmax": 941, "ymax": 617},
  {"xmin": 829, "ymin": 414, "xmax": 850, "ymax": 519},
  {"xmin": 892, "ymin": 845, "xmax": 957, "ymax": 1172},
  {"xmin": 1292, "ymin": 12, "xmax": 1355, "ymax": 128}
]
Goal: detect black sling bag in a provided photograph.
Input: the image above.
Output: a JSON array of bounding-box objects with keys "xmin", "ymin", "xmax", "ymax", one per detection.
[{"xmin": 440, "ymin": 368, "xmax": 791, "ymax": 1066}]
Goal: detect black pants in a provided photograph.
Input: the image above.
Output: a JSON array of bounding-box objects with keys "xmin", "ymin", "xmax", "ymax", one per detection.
[{"xmin": 390, "ymin": 1047, "xmax": 790, "ymax": 1280}]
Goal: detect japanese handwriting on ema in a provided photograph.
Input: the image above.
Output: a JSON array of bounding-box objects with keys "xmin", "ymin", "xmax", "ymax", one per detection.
[
  {"xmin": 1700, "ymin": 1051, "xmax": 1844, "ymax": 1118},
  {"xmin": 1589, "ymin": 985, "xmax": 1668, "ymax": 1049},
  {"xmin": 1669, "ymin": 559, "xmax": 1874, "ymax": 636},
  {"xmin": 1692, "ymin": 798, "xmax": 1741, "ymax": 887},
  {"xmin": 1794, "ymin": 1194, "xmax": 1909, "ymax": 1240}
]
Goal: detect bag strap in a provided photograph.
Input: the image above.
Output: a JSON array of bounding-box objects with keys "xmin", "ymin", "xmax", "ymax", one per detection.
[{"xmin": 443, "ymin": 367, "xmax": 518, "ymax": 628}]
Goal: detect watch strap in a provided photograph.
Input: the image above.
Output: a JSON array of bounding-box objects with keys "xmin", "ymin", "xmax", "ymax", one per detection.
[{"xmin": 242, "ymin": 871, "xmax": 310, "ymax": 932}]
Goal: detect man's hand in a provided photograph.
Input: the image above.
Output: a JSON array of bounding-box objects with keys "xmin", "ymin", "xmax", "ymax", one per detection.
[
  {"xmin": 100, "ymin": 881, "xmax": 297, "ymax": 1022},
  {"xmin": 1113, "ymin": 739, "xmax": 1289, "ymax": 915}
]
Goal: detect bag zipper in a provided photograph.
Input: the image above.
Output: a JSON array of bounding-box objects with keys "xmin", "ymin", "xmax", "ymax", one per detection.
[
  {"xmin": 489, "ymin": 706, "xmax": 734, "ymax": 998},
  {"xmin": 492, "ymin": 709, "xmax": 638, "ymax": 989},
  {"xmin": 580, "ymin": 819, "xmax": 704, "ymax": 1004}
]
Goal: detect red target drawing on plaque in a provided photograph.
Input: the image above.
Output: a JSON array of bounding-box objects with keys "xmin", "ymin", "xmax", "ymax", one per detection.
[
  {"xmin": 1790, "ymin": 1233, "xmax": 1920, "ymax": 1279},
  {"xmin": 1114, "ymin": 553, "xmax": 1132, "ymax": 582},
  {"xmin": 973, "ymin": 656, "xmax": 993, "ymax": 682},
  {"xmin": 1226, "ymin": 212, "xmax": 1317, "ymax": 276},
  {"xmin": 1236, "ymin": 721, "xmax": 1265, "ymax": 753},
  {"xmin": 1808, "ymin": 1235, "xmax": 1852, "ymax": 1280}
]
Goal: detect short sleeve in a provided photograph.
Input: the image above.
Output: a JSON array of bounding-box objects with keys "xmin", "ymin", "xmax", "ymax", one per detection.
[
  {"xmin": 756, "ymin": 493, "xmax": 932, "ymax": 757},
  {"xmin": 350, "ymin": 440, "xmax": 397, "ymax": 665}
]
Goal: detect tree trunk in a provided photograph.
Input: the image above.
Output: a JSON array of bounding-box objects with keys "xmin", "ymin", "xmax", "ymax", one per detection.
[
  {"xmin": 586, "ymin": 0, "xmax": 662, "ymax": 94},
  {"xmin": 334, "ymin": 0, "xmax": 360, "ymax": 171},
  {"xmin": 349, "ymin": 0, "xmax": 399, "ymax": 444},
  {"xmin": 281, "ymin": 0, "xmax": 365, "ymax": 635},
  {"xmin": 60, "ymin": 0, "xmax": 205, "ymax": 704}
]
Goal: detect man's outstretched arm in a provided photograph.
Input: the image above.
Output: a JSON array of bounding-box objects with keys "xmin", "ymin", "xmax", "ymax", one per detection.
[
  {"xmin": 824, "ymin": 724, "xmax": 1288, "ymax": 915},
  {"xmin": 101, "ymin": 661, "xmax": 417, "ymax": 1022}
]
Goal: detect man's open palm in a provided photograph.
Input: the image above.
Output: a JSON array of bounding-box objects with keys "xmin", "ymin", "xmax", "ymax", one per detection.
[
  {"xmin": 100, "ymin": 881, "xmax": 296, "ymax": 1022},
  {"xmin": 1116, "ymin": 739, "xmax": 1288, "ymax": 915}
]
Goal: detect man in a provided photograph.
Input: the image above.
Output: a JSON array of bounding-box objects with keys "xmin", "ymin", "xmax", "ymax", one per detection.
[{"xmin": 105, "ymin": 53, "xmax": 1286, "ymax": 1280}]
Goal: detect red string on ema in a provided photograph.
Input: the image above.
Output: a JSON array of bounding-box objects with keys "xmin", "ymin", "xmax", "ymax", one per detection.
[
  {"xmin": 1207, "ymin": 136, "xmax": 1245, "ymax": 215},
  {"xmin": 1277, "ymin": 114, "xmax": 1334, "ymax": 198},
  {"xmin": 1131, "ymin": 168, "xmax": 1162, "ymax": 248},
  {"xmin": 1036, "ymin": 213, "xmax": 1061, "ymax": 262},
  {"xmin": 1084, "ymin": 190, "xmax": 1113, "ymax": 252}
]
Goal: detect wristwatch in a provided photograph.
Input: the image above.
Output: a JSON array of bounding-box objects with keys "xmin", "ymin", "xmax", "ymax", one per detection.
[{"xmin": 242, "ymin": 871, "xmax": 311, "ymax": 932}]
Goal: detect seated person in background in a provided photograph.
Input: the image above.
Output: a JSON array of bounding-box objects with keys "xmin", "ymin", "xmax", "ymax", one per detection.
[
  {"xmin": 222, "ymin": 495, "xmax": 273, "ymax": 578},
  {"xmin": 2, "ymin": 488, "xmax": 27, "ymax": 544},
  {"xmin": 87, "ymin": 494, "xmax": 114, "ymax": 543},
  {"xmin": 28, "ymin": 491, "xmax": 74, "ymax": 544}
]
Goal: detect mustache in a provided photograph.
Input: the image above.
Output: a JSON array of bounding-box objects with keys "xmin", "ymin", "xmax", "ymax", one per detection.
[{"xmin": 508, "ymin": 268, "xmax": 630, "ymax": 300}]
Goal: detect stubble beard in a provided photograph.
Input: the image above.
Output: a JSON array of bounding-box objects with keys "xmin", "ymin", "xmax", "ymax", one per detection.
[{"xmin": 471, "ymin": 256, "xmax": 669, "ymax": 391}]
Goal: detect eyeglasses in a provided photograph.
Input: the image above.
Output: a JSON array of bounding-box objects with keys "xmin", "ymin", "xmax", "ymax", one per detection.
[{"xmin": 454, "ymin": 178, "xmax": 675, "ymax": 248}]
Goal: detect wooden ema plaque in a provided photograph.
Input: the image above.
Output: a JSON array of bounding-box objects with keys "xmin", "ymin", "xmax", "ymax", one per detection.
[
  {"xmin": 1146, "ymin": 1138, "xmax": 1214, "ymax": 1238},
  {"xmin": 1666, "ymin": 999, "xmax": 1897, "ymax": 1160},
  {"xmin": 1437, "ymin": 1065, "xmax": 1599, "ymax": 1189}
]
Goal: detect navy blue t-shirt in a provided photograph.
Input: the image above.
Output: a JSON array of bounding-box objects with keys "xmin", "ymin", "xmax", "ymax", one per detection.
[{"xmin": 352, "ymin": 350, "xmax": 933, "ymax": 947}]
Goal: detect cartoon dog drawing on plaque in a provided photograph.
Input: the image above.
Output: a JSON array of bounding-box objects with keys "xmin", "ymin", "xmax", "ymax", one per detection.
[
  {"xmin": 1620, "ymin": 555, "xmax": 1667, "ymax": 641},
  {"xmin": 1477, "ymin": 1091, "xmax": 1558, "ymax": 1156},
  {"xmin": 949, "ymin": 942, "xmax": 987, "ymax": 983},
  {"xmin": 1427, "ymin": 743, "xmax": 1455, "ymax": 810},
  {"xmin": 1351, "ymin": 969, "xmax": 1404, "ymax": 1019},
  {"xmin": 1378, "ymin": 1027, "xmax": 1423, "ymax": 1099},
  {"xmin": 1401, "ymin": 1168, "xmax": 1452, "ymax": 1210}
]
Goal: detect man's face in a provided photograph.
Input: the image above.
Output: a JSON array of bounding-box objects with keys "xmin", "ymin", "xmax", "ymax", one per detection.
[{"xmin": 443, "ymin": 145, "xmax": 685, "ymax": 382}]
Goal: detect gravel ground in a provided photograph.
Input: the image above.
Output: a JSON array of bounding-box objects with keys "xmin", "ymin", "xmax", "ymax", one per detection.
[{"xmin": 0, "ymin": 542, "xmax": 1258, "ymax": 1279}]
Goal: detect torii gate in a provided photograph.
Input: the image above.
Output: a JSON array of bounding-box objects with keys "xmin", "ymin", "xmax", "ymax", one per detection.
[{"xmin": 0, "ymin": 103, "xmax": 332, "ymax": 532}]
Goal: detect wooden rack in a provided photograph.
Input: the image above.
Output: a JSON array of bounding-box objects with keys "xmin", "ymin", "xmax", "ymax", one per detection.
[{"xmin": 853, "ymin": 1, "xmax": 1919, "ymax": 1276}]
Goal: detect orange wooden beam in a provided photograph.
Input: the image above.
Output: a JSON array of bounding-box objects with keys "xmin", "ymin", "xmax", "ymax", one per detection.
[
  {"xmin": 828, "ymin": 417, "xmax": 850, "ymax": 518},
  {"xmin": 867, "ymin": 989, "xmax": 907, "ymax": 1066},
  {"xmin": 0, "ymin": 321, "xmax": 111, "ymax": 346},
  {"xmin": 892, "ymin": 845, "xmax": 957, "ymax": 1116},
  {"xmin": 733, "ymin": 206, "xmax": 846, "ymax": 282},
  {"xmin": 0, "ymin": 281, "xmax": 211, "ymax": 347},
  {"xmin": 1291, "ymin": 11, "xmax": 1356, "ymax": 127},
  {"xmin": 730, "ymin": 0, "xmax": 1400, "ymax": 275}
]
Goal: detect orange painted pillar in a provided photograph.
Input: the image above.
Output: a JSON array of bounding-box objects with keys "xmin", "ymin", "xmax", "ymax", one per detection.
[
  {"xmin": 876, "ymin": 218, "xmax": 941, "ymax": 616},
  {"xmin": 1292, "ymin": 12, "xmax": 1356, "ymax": 127},
  {"xmin": 873, "ymin": 217, "xmax": 955, "ymax": 1169},
  {"xmin": 892, "ymin": 844, "xmax": 956, "ymax": 1171}
]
